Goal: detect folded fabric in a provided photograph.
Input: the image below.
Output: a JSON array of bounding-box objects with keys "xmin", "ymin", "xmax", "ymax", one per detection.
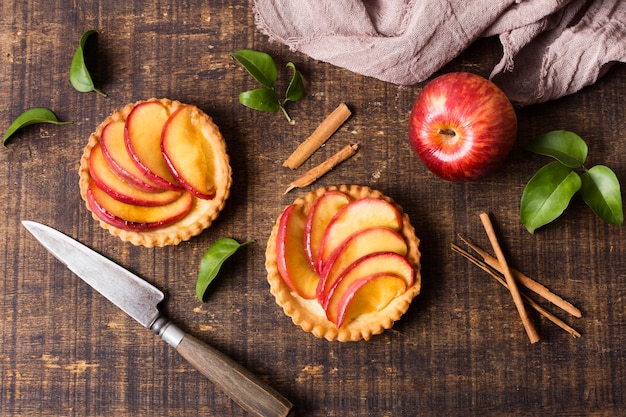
[{"xmin": 252, "ymin": 0, "xmax": 626, "ymax": 106}]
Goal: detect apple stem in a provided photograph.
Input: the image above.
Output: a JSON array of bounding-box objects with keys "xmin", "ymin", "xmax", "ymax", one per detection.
[{"xmin": 438, "ymin": 128, "xmax": 456, "ymax": 137}]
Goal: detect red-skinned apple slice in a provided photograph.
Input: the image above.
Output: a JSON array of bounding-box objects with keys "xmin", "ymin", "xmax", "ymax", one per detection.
[
  {"xmin": 316, "ymin": 227, "xmax": 408, "ymax": 304},
  {"xmin": 304, "ymin": 190, "xmax": 351, "ymax": 273},
  {"xmin": 89, "ymin": 143, "xmax": 182, "ymax": 206},
  {"xmin": 317, "ymin": 198, "xmax": 403, "ymax": 272},
  {"xmin": 324, "ymin": 252, "xmax": 414, "ymax": 323},
  {"xmin": 99, "ymin": 120, "xmax": 165, "ymax": 192},
  {"xmin": 276, "ymin": 204, "xmax": 319, "ymax": 299},
  {"xmin": 86, "ymin": 181, "xmax": 192, "ymax": 230},
  {"xmin": 125, "ymin": 101, "xmax": 182, "ymax": 191},
  {"xmin": 161, "ymin": 105, "xmax": 218, "ymax": 199},
  {"xmin": 335, "ymin": 273, "xmax": 407, "ymax": 328}
]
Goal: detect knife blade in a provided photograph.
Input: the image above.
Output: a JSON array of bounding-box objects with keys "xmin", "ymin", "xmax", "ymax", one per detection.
[{"xmin": 22, "ymin": 220, "xmax": 294, "ymax": 417}]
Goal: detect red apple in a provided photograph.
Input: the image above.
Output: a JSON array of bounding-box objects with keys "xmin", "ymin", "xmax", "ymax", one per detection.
[{"xmin": 408, "ymin": 72, "xmax": 517, "ymax": 181}]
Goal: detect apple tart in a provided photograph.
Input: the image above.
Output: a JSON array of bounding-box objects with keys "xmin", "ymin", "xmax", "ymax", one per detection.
[
  {"xmin": 265, "ymin": 185, "xmax": 421, "ymax": 342},
  {"xmin": 78, "ymin": 98, "xmax": 232, "ymax": 247}
]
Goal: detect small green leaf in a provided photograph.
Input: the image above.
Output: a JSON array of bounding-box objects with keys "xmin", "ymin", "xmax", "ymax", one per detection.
[
  {"xmin": 525, "ymin": 130, "xmax": 587, "ymax": 168},
  {"xmin": 70, "ymin": 29, "xmax": 106, "ymax": 97},
  {"xmin": 196, "ymin": 238, "xmax": 254, "ymax": 302},
  {"xmin": 580, "ymin": 165, "xmax": 623, "ymax": 226},
  {"xmin": 284, "ymin": 62, "xmax": 305, "ymax": 102},
  {"xmin": 520, "ymin": 161, "xmax": 582, "ymax": 233},
  {"xmin": 231, "ymin": 50, "xmax": 278, "ymax": 88},
  {"xmin": 239, "ymin": 88, "xmax": 281, "ymax": 112},
  {"xmin": 3, "ymin": 108, "xmax": 72, "ymax": 146}
]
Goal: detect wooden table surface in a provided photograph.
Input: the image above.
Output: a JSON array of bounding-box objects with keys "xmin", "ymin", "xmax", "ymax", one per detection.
[{"xmin": 2, "ymin": 1, "xmax": 625, "ymax": 416}]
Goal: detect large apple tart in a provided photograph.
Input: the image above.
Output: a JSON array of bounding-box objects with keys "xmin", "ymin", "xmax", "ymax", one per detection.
[
  {"xmin": 78, "ymin": 98, "xmax": 232, "ymax": 247},
  {"xmin": 266, "ymin": 185, "xmax": 421, "ymax": 342}
]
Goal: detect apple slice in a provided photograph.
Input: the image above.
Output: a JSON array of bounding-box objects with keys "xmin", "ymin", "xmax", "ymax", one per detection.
[
  {"xmin": 335, "ymin": 273, "xmax": 407, "ymax": 328},
  {"xmin": 161, "ymin": 105, "xmax": 219, "ymax": 199},
  {"xmin": 89, "ymin": 143, "xmax": 182, "ymax": 206},
  {"xmin": 324, "ymin": 252, "xmax": 414, "ymax": 323},
  {"xmin": 304, "ymin": 190, "xmax": 351, "ymax": 273},
  {"xmin": 276, "ymin": 204, "xmax": 319, "ymax": 299},
  {"xmin": 99, "ymin": 120, "xmax": 165, "ymax": 192},
  {"xmin": 317, "ymin": 198, "xmax": 403, "ymax": 272},
  {"xmin": 86, "ymin": 181, "xmax": 192, "ymax": 230},
  {"xmin": 316, "ymin": 227, "xmax": 408, "ymax": 304},
  {"xmin": 125, "ymin": 101, "xmax": 182, "ymax": 191}
]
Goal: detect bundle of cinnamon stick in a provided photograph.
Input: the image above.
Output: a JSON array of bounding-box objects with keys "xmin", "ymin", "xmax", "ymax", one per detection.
[{"xmin": 452, "ymin": 212, "xmax": 582, "ymax": 342}]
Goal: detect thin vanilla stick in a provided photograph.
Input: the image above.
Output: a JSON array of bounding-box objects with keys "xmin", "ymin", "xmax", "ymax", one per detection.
[
  {"xmin": 283, "ymin": 103, "xmax": 351, "ymax": 169},
  {"xmin": 284, "ymin": 144, "xmax": 358, "ymax": 194},
  {"xmin": 479, "ymin": 212, "xmax": 540, "ymax": 344}
]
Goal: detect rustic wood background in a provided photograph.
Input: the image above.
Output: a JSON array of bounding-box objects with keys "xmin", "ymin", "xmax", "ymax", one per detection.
[{"xmin": 1, "ymin": 1, "xmax": 625, "ymax": 416}]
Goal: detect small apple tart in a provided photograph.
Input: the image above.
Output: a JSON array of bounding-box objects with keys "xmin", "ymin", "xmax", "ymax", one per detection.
[
  {"xmin": 78, "ymin": 98, "xmax": 232, "ymax": 247},
  {"xmin": 265, "ymin": 185, "xmax": 421, "ymax": 342}
]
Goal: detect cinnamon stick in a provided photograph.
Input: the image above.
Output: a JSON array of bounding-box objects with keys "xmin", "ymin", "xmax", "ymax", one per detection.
[
  {"xmin": 479, "ymin": 212, "xmax": 540, "ymax": 343},
  {"xmin": 284, "ymin": 144, "xmax": 358, "ymax": 194},
  {"xmin": 283, "ymin": 103, "xmax": 351, "ymax": 169},
  {"xmin": 451, "ymin": 243, "xmax": 581, "ymax": 338},
  {"xmin": 457, "ymin": 234, "xmax": 582, "ymax": 318}
]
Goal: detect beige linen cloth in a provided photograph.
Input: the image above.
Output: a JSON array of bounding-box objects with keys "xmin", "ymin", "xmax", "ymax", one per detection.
[{"xmin": 252, "ymin": 0, "xmax": 625, "ymax": 106}]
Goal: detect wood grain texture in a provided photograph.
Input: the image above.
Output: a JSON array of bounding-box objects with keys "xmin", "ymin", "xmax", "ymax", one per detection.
[{"xmin": 1, "ymin": 1, "xmax": 625, "ymax": 416}]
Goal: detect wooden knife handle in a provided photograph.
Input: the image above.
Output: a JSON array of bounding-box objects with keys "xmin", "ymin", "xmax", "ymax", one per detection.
[{"xmin": 175, "ymin": 332, "xmax": 294, "ymax": 417}]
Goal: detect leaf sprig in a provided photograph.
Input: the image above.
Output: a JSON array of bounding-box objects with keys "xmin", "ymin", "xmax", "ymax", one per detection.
[
  {"xmin": 196, "ymin": 238, "xmax": 254, "ymax": 302},
  {"xmin": 520, "ymin": 130, "xmax": 623, "ymax": 233},
  {"xmin": 230, "ymin": 49, "xmax": 304, "ymax": 123}
]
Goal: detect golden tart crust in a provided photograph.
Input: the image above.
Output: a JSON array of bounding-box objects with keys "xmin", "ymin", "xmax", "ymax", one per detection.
[
  {"xmin": 78, "ymin": 98, "xmax": 232, "ymax": 247},
  {"xmin": 265, "ymin": 185, "xmax": 421, "ymax": 342}
]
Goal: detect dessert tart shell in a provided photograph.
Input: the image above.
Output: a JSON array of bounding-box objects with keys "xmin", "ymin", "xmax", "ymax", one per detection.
[
  {"xmin": 78, "ymin": 98, "xmax": 232, "ymax": 247},
  {"xmin": 265, "ymin": 185, "xmax": 421, "ymax": 342}
]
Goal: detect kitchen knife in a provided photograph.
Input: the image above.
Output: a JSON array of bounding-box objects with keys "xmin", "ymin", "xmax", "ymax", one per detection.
[{"xmin": 22, "ymin": 220, "xmax": 294, "ymax": 417}]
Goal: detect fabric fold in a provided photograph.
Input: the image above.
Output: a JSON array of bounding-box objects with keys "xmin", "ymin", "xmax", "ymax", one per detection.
[{"xmin": 252, "ymin": 0, "xmax": 625, "ymax": 106}]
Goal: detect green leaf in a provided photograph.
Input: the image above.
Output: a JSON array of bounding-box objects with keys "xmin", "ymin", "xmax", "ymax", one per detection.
[
  {"xmin": 230, "ymin": 49, "xmax": 278, "ymax": 88},
  {"xmin": 525, "ymin": 130, "xmax": 587, "ymax": 168},
  {"xmin": 580, "ymin": 165, "xmax": 623, "ymax": 226},
  {"xmin": 520, "ymin": 161, "xmax": 582, "ymax": 233},
  {"xmin": 70, "ymin": 29, "xmax": 106, "ymax": 96},
  {"xmin": 196, "ymin": 238, "xmax": 254, "ymax": 302},
  {"xmin": 3, "ymin": 108, "xmax": 72, "ymax": 146},
  {"xmin": 239, "ymin": 88, "xmax": 281, "ymax": 112},
  {"xmin": 284, "ymin": 62, "xmax": 305, "ymax": 102}
]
